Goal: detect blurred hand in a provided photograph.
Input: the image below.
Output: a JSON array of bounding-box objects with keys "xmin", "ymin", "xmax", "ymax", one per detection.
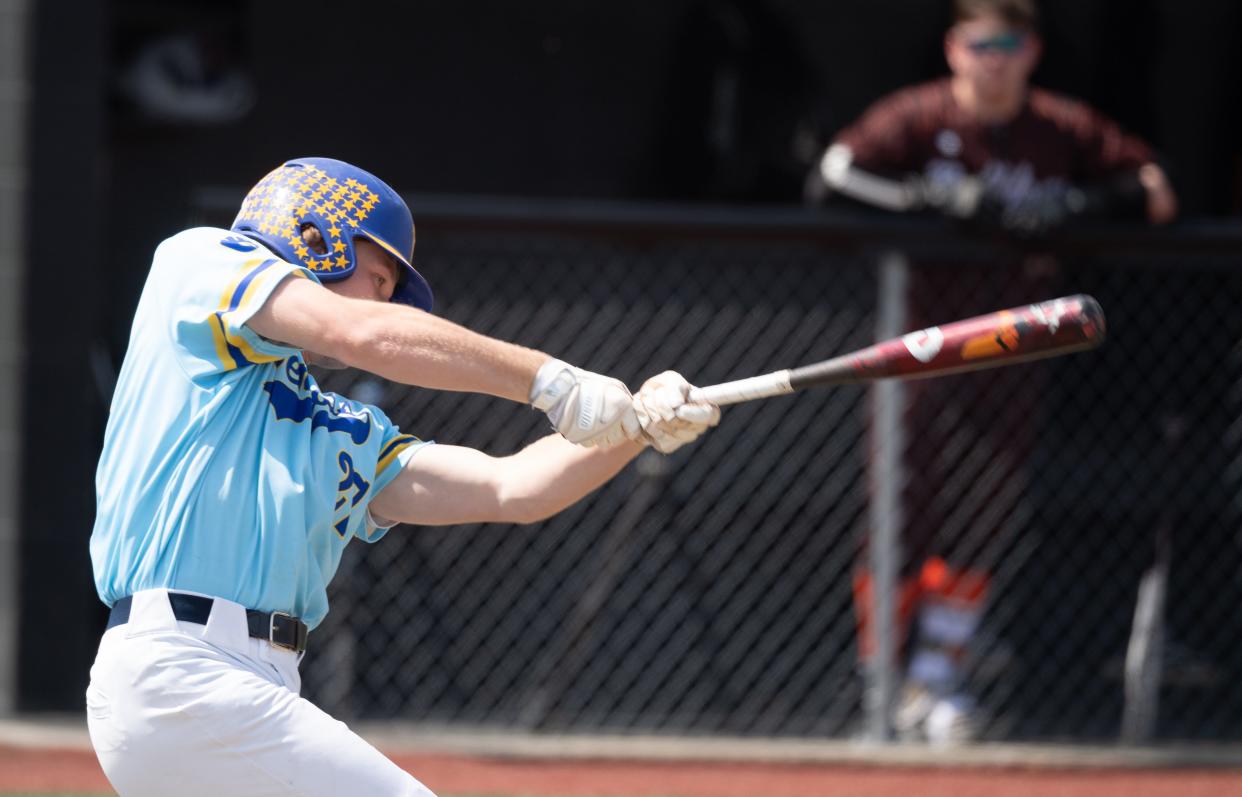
[
  {"xmin": 914, "ymin": 174, "xmax": 995, "ymax": 221},
  {"xmin": 921, "ymin": 176, "xmax": 1083, "ymax": 238},
  {"xmin": 1139, "ymin": 163, "xmax": 1178, "ymax": 225},
  {"xmin": 632, "ymin": 371, "xmax": 721, "ymax": 454},
  {"xmin": 997, "ymin": 189, "xmax": 1082, "ymax": 237}
]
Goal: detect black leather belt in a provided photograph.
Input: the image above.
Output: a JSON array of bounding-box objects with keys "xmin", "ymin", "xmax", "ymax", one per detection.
[{"xmin": 107, "ymin": 592, "xmax": 309, "ymax": 654}]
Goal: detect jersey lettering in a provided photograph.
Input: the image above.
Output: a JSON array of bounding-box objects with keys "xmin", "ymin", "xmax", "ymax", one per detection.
[
  {"xmin": 263, "ymin": 379, "xmax": 371, "ymax": 445},
  {"xmin": 333, "ymin": 451, "xmax": 370, "ymax": 537},
  {"xmin": 285, "ymin": 358, "xmax": 311, "ymax": 391}
]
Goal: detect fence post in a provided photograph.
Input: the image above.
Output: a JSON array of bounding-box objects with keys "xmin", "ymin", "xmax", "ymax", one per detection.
[{"xmin": 865, "ymin": 250, "xmax": 909, "ymax": 742}]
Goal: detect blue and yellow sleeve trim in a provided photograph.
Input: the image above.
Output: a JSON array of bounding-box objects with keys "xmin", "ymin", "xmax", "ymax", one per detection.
[
  {"xmin": 376, "ymin": 434, "xmax": 422, "ymax": 477},
  {"xmin": 209, "ymin": 258, "xmax": 310, "ymax": 371}
]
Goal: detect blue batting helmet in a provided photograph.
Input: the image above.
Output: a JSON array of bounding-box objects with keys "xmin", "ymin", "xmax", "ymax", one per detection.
[{"xmin": 231, "ymin": 157, "xmax": 433, "ymax": 312}]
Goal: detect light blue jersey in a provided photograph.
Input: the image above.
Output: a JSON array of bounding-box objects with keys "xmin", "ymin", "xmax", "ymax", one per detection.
[{"xmin": 91, "ymin": 227, "xmax": 429, "ymax": 629}]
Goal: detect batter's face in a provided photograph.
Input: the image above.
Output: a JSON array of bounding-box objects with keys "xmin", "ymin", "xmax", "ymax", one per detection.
[
  {"xmin": 302, "ymin": 239, "xmax": 401, "ymax": 369},
  {"xmin": 945, "ymin": 14, "xmax": 1041, "ymax": 107},
  {"xmin": 327, "ymin": 239, "xmax": 400, "ymax": 303}
]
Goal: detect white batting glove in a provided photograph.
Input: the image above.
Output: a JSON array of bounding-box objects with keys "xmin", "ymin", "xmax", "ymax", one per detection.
[
  {"xmin": 529, "ymin": 358, "xmax": 641, "ymax": 448},
  {"xmin": 633, "ymin": 370, "xmax": 721, "ymax": 454}
]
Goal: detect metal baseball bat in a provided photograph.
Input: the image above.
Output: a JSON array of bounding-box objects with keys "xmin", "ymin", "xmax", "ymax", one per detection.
[{"xmin": 687, "ymin": 294, "xmax": 1106, "ymax": 406}]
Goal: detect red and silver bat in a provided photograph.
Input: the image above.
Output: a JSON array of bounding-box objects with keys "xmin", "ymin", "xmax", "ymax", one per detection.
[{"xmin": 687, "ymin": 294, "xmax": 1106, "ymax": 406}]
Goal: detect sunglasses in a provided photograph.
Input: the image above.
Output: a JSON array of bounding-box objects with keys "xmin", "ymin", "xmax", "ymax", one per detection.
[{"xmin": 963, "ymin": 31, "xmax": 1028, "ymax": 54}]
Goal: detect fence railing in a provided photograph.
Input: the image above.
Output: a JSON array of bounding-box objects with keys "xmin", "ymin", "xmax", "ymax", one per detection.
[{"xmin": 195, "ymin": 193, "xmax": 1242, "ymax": 746}]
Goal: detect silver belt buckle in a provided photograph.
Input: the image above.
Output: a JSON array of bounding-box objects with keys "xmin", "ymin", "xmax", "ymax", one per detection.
[{"xmin": 269, "ymin": 611, "xmax": 298, "ymax": 652}]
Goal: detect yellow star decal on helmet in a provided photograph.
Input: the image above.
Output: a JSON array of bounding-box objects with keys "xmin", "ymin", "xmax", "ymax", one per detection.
[
  {"xmin": 333, "ymin": 240, "xmax": 347, "ymax": 253},
  {"xmin": 334, "ymin": 254, "xmax": 349, "ymax": 268},
  {"xmin": 328, "ymin": 224, "xmax": 341, "ymax": 237}
]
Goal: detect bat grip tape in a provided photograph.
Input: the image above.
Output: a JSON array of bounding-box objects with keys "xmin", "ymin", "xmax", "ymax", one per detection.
[{"xmin": 688, "ymin": 370, "xmax": 793, "ymax": 406}]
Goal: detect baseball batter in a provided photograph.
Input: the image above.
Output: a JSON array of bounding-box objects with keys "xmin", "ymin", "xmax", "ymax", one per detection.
[{"xmin": 86, "ymin": 157, "xmax": 719, "ymax": 797}]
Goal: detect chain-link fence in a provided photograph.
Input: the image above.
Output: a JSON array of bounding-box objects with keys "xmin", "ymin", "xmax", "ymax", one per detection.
[{"xmin": 198, "ymin": 195, "xmax": 1242, "ymax": 745}]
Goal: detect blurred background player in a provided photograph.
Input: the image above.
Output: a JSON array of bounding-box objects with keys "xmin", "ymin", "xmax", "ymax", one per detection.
[
  {"xmin": 86, "ymin": 157, "xmax": 720, "ymax": 796},
  {"xmin": 806, "ymin": 0, "xmax": 1178, "ymax": 743},
  {"xmin": 807, "ymin": 0, "xmax": 1177, "ymax": 231}
]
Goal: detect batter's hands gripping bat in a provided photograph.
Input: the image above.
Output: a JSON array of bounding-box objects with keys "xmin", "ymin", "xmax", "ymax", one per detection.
[{"xmin": 687, "ymin": 294, "xmax": 1105, "ymax": 406}]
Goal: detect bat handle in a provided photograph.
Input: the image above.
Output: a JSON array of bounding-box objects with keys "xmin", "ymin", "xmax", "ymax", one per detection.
[{"xmin": 688, "ymin": 370, "xmax": 793, "ymax": 406}]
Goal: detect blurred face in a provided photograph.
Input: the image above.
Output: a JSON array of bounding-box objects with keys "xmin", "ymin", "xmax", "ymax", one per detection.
[
  {"xmin": 945, "ymin": 14, "xmax": 1041, "ymax": 107},
  {"xmin": 303, "ymin": 238, "xmax": 400, "ymax": 369}
]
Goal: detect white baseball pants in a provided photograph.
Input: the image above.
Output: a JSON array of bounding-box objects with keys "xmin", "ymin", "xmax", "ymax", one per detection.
[{"xmin": 86, "ymin": 589, "xmax": 436, "ymax": 797}]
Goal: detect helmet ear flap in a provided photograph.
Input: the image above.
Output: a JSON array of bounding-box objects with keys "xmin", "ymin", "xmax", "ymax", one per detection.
[
  {"xmin": 299, "ymin": 223, "xmax": 328, "ymax": 255},
  {"xmin": 293, "ymin": 210, "xmax": 357, "ymax": 281}
]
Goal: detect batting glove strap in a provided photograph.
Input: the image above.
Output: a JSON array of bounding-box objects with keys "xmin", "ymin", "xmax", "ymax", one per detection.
[
  {"xmin": 530, "ymin": 358, "xmax": 641, "ymax": 447},
  {"xmin": 529, "ymin": 358, "xmax": 578, "ymax": 412}
]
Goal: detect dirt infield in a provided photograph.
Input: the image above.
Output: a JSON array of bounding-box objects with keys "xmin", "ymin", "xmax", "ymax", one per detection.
[{"xmin": 2, "ymin": 745, "xmax": 1241, "ymax": 797}]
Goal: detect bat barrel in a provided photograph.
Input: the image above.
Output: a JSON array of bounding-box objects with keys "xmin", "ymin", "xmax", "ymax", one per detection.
[
  {"xmin": 688, "ymin": 294, "xmax": 1106, "ymax": 406},
  {"xmin": 825, "ymin": 293, "xmax": 1106, "ymax": 383},
  {"xmin": 1077, "ymin": 294, "xmax": 1106, "ymax": 339}
]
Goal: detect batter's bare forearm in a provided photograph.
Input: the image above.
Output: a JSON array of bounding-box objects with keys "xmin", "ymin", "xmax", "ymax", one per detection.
[
  {"xmin": 343, "ymin": 303, "xmax": 548, "ymax": 403},
  {"xmin": 495, "ymin": 434, "xmax": 643, "ymax": 523},
  {"xmin": 369, "ymin": 435, "xmax": 643, "ymax": 527},
  {"xmin": 251, "ymin": 280, "xmax": 549, "ymax": 403},
  {"xmin": 251, "ymin": 279, "xmax": 643, "ymax": 445}
]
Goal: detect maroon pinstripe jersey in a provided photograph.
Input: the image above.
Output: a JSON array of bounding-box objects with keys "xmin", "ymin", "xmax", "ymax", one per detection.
[{"xmin": 835, "ymin": 78, "xmax": 1153, "ymax": 209}]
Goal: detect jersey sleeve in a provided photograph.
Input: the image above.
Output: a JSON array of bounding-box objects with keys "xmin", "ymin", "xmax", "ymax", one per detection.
[
  {"xmin": 1075, "ymin": 111, "xmax": 1154, "ymax": 181},
  {"xmin": 1033, "ymin": 92, "xmax": 1155, "ymax": 181},
  {"xmin": 834, "ymin": 87, "xmax": 926, "ymax": 175},
  {"xmin": 161, "ymin": 231, "xmax": 315, "ymax": 382},
  {"xmin": 354, "ymin": 409, "xmax": 433, "ymax": 544}
]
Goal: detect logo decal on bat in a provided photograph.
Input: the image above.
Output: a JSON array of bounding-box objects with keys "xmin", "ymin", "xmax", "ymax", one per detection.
[
  {"xmin": 1028, "ymin": 298, "xmax": 1068, "ymax": 333},
  {"xmin": 962, "ymin": 311, "xmax": 1020, "ymax": 360},
  {"xmin": 902, "ymin": 327, "xmax": 944, "ymax": 362}
]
